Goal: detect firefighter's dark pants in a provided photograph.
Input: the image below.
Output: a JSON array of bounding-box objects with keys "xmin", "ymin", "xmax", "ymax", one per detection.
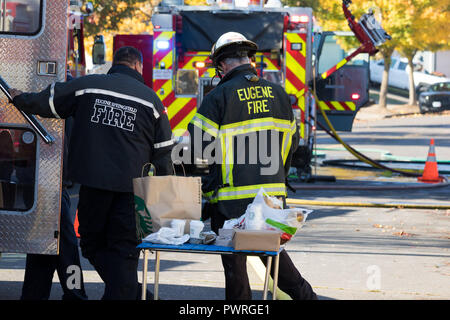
[
  {"xmin": 21, "ymin": 189, "xmax": 88, "ymax": 300},
  {"xmin": 210, "ymin": 207, "xmax": 318, "ymax": 300},
  {"xmin": 76, "ymin": 185, "xmax": 145, "ymax": 300}
]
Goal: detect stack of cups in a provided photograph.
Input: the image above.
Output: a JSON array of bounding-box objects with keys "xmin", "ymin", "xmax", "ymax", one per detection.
[{"xmin": 171, "ymin": 219, "xmax": 186, "ymax": 237}]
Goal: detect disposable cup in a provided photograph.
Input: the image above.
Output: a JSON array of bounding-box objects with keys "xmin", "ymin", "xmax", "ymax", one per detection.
[
  {"xmin": 189, "ymin": 220, "xmax": 204, "ymax": 239},
  {"xmin": 171, "ymin": 219, "xmax": 186, "ymax": 237}
]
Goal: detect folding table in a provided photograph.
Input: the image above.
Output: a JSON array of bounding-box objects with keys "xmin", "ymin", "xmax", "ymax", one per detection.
[{"xmin": 138, "ymin": 242, "xmax": 282, "ymax": 300}]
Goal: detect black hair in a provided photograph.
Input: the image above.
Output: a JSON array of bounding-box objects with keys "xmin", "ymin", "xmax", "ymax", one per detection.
[{"xmin": 113, "ymin": 46, "xmax": 143, "ymax": 67}]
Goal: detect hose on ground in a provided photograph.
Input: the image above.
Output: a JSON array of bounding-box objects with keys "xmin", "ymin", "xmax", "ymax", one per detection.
[
  {"xmin": 310, "ymin": 89, "xmax": 447, "ymax": 181},
  {"xmin": 286, "ymin": 198, "xmax": 450, "ymax": 210}
]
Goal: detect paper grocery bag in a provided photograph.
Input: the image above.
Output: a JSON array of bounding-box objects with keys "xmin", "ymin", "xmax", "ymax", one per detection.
[{"xmin": 133, "ymin": 169, "xmax": 202, "ymax": 240}]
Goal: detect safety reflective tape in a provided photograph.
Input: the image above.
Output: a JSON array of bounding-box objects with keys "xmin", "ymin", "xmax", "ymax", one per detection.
[
  {"xmin": 318, "ymin": 101, "xmax": 356, "ymax": 111},
  {"xmin": 221, "ymin": 136, "xmax": 227, "ymax": 185},
  {"xmin": 222, "ymin": 136, "xmax": 234, "ymax": 186},
  {"xmin": 216, "ymin": 117, "xmax": 297, "ymax": 185},
  {"xmin": 191, "ymin": 117, "xmax": 218, "ymax": 138},
  {"xmin": 171, "ymin": 104, "xmax": 197, "ymax": 132},
  {"xmin": 153, "ymin": 31, "xmax": 174, "ymax": 69},
  {"xmin": 330, "ymin": 101, "xmax": 346, "ymax": 111},
  {"xmin": 203, "ymin": 190, "xmax": 218, "ymax": 203},
  {"xmin": 156, "ymin": 80, "xmax": 173, "ymax": 102},
  {"xmin": 286, "ymin": 51, "xmax": 306, "ymax": 85},
  {"xmin": 220, "ymin": 117, "xmax": 296, "ymax": 135},
  {"xmin": 154, "ymin": 138, "xmax": 175, "ymax": 149},
  {"xmin": 48, "ymin": 82, "xmax": 60, "ymax": 119},
  {"xmin": 190, "ymin": 113, "xmax": 219, "ymax": 137},
  {"xmin": 281, "ymin": 131, "xmax": 293, "ymax": 165},
  {"xmin": 75, "ymin": 88, "xmax": 160, "ymax": 118},
  {"xmin": 321, "ymin": 57, "xmax": 348, "ymax": 79},
  {"xmin": 217, "ymin": 183, "xmax": 286, "ymax": 201}
]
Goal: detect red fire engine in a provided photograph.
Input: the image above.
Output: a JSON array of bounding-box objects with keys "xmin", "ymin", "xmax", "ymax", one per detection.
[{"xmin": 112, "ymin": 0, "xmax": 390, "ymax": 176}]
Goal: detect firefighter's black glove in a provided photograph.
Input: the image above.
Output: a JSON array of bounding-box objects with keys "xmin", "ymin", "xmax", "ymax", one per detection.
[{"xmin": 8, "ymin": 88, "xmax": 23, "ymax": 102}]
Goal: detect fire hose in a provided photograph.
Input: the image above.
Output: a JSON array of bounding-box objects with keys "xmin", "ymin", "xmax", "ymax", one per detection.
[{"xmin": 287, "ymin": 0, "xmax": 449, "ymax": 208}]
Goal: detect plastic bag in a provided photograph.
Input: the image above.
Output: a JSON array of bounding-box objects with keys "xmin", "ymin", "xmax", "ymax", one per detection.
[
  {"xmin": 142, "ymin": 227, "xmax": 190, "ymax": 245},
  {"xmin": 222, "ymin": 214, "xmax": 246, "ymax": 229},
  {"xmin": 244, "ymin": 188, "xmax": 313, "ymax": 241}
]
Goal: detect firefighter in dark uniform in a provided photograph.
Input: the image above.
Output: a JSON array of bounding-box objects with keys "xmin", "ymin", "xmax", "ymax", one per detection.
[
  {"xmin": 188, "ymin": 32, "xmax": 317, "ymax": 300},
  {"xmin": 9, "ymin": 47, "xmax": 174, "ymax": 300},
  {"xmin": 20, "ymin": 71, "xmax": 88, "ymax": 300}
]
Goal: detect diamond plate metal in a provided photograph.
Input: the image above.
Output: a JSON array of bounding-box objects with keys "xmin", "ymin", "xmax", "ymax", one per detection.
[{"xmin": 0, "ymin": 1, "xmax": 68, "ymax": 255}]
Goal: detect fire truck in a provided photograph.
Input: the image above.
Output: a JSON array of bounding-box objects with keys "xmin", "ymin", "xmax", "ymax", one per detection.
[
  {"xmin": 0, "ymin": 0, "xmax": 91, "ymax": 256},
  {"xmin": 113, "ymin": 0, "xmax": 375, "ymax": 176}
]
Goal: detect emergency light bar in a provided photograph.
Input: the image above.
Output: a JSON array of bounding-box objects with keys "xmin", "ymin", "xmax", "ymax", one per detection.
[
  {"xmin": 155, "ymin": 40, "xmax": 170, "ymax": 50},
  {"xmin": 193, "ymin": 61, "xmax": 206, "ymax": 68},
  {"xmin": 290, "ymin": 14, "xmax": 309, "ymax": 24}
]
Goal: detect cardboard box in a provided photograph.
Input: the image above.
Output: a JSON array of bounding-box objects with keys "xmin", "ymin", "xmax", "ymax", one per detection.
[{"xmin": 232, "ymin": 229, "xmax": 280, "ymax": 252}]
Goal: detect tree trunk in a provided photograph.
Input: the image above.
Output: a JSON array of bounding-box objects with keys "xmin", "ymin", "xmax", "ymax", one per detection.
[
  {"xmin": 407, "ymin": 57, "xmax": 417, "ymax": 105},
  {"xmin": 379, "ymin": 58, "xmax": 390, "ymax": 110}
]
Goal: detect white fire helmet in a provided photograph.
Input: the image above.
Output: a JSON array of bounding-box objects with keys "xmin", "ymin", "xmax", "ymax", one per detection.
[{"xmin": 210, "ymin": 32, "xmax": 258, "ymax": 67}]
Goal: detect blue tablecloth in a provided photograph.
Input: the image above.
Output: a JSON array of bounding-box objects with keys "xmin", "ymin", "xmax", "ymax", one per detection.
[{"xmin": 137, "ymin": 242, "xmax": 281, "ymax": 256}]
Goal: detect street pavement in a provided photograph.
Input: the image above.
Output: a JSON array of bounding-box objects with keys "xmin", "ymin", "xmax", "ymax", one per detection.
[{"xmin": 0, "ymin": 104, "xmax": 449, "ymax": 300}]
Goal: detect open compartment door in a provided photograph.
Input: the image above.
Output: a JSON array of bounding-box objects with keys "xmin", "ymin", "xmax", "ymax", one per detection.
[{"xmin": 0, "ymin": 0, "xmax": 68, "ymax": 255}]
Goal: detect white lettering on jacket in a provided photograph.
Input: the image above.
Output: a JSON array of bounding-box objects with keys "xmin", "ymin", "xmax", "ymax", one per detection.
[{"xmin": 91, "ymin": 98, "xmax": 137, "ymax": 132}]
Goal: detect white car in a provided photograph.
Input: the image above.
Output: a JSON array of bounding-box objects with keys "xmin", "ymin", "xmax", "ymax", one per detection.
[{"xmin": 369, "ymin": 58, "xmax": 450, "ymax": 91}]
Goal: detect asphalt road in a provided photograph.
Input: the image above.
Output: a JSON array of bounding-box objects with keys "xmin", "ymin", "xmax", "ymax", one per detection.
[{"xmin": 0, "ymin": 107, "xmax": 449, "ymax": 301}]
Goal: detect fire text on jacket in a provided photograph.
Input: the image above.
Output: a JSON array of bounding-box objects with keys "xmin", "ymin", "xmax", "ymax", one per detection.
[
  {"xmin": 236, "ymin": 86, "xmax": 275, "ymax": 115},
  {"xmin": 91, "ymin": 98, "xmax": 137, "ymax": 132}
]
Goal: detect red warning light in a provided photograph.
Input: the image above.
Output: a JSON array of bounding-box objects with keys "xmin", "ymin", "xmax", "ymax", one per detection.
[
  {"xmin": 351, "ymin": 93, "xmax": 360, "ymax": 100},
  {"xmin": 291, "ymin": 15, "xmax": 309, "ymax": 24}
]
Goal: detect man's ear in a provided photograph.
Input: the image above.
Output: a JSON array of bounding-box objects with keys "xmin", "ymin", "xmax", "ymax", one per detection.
[{"xmin": 134, "ymin": 61, "xmax": 143, "ymax": 75}]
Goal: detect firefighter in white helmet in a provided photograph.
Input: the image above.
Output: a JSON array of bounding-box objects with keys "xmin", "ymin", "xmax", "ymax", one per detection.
[{"xmin": 188, "ymin": 32, "xmax": 317, "ymax": 300}]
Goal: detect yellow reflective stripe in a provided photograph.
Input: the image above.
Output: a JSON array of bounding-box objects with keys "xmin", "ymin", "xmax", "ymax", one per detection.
[
  {"xmin": 331, "ymin": 101, "xmax": 345, "ymax": 111},
  {"xmin": 174, "ymin": 107, "xmax": 197, "ymax": 132},
  {"xmin": 203, "ymin": 190, "xmax": 214, "ymax": 198},
  {"xmin": 286, "ymin": 33, "xmax": 306, "ymax": 56},
  {"xmin": 219, "ymin": 117, "xmax": 294, "ymax": 137},
  {"xmin": 221, "ymin": 117, "xmax": 291, "ymax": 130},
  {"xmin": 286, "ymin": 51, "xmax": 306, "ymax": 83},
  {"xmin": 221, "ymin": 136, "xmax": 227, "ymax": 184},
  {"xmin": 191, "ymin": 115, "xmax": 219, "ymax": 137},
  {"xmin": 217, "ymin": 183, "xmax": 286, "ymax": 201},
  {"xmin": 318, "ymin": 100, "xmax": 330, "ymax": 110},
  {"xmin": 336, "ymin": 58, "xmax": 348, "ymax": 70},
  {"xmin": 203, "ymin": 190, "xmax": 218, "ymax": 203},
  {"xmin": 190, "ymin": 113, "xmax": 219, "ymax": 137},
  {"xmin": 226, "ymin": 136, "xmax": 234, "ymax": 186},
  {"xmin": 346, "ymin": 102, "xmax": 356, "ymax": 110},
  {"xmin": 281, "ymin": 132, "xmax": 288, "ymax": 164},
  {"xmin": 156, "ymin": 80, "xmax": 173, "ymax": 101},
  {"xmin": 283, "ymin": 132, "xmax": 293, "ymax": 165},
  {"xmin": 167, "ymin": 96, "xmax": 191, "ymax": 120},
  {"xmin": 262, "ymin": 56, "xmax": 278, "ymax": 71},
  {"xmin": 154, "ymin": 31, "xmax": 174, "ymax": 68},
  {"xmin": 195, "ymin": 113, "xmax": 219, "ymax": 130}
]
